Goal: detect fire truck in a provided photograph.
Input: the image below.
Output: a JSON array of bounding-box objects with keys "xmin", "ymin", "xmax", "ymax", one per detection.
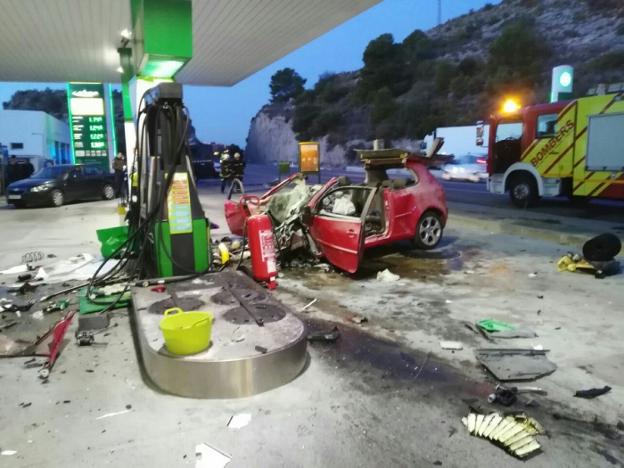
[{"xmin": 483, "ymin": 92, "xmax": 624, "ymax": 207}]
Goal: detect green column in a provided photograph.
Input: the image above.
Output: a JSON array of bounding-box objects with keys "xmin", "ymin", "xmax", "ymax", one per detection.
[{"xmin": 132, "ymin": 0, "xmax": 192, "ymax": 79}]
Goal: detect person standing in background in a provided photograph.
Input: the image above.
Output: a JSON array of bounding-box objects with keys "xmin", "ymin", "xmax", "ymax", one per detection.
[{"xmin": 112, "ymin": 153, "xmax": 126, "ymax": 198}]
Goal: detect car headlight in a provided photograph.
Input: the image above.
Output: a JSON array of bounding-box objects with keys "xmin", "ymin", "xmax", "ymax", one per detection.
[{"xmin": 30, "ymin": 184, "xmax": 51, "ymax": 192}]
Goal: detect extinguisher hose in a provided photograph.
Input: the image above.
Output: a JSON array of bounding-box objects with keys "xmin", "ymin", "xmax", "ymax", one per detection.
[{"xmin": 236, "ymin": 219, "xmax": 248, "ymax": 272}]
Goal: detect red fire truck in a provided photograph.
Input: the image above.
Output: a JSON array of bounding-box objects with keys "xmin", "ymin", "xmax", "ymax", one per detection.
[{"xmin": 483, "ymin": 92, "xmax": 624, "ymax": 207}]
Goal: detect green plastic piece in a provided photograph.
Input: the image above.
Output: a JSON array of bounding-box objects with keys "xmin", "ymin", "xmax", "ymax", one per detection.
[
  {"xmin": 96, "ymin": 225, "xmax": 129, "ymax": 259},
  {"xmin": 78, "ymin": 288, "xmax": 131, "ymax": 315},
  {"xmin": 476, "ymin": 319, "xmax": 516, "ymax": 333}
]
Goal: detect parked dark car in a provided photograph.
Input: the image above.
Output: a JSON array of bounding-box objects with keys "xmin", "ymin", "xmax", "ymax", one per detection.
[{"xmin": 6, "ymin": 164, "xmax": 115, "ymax": 208}]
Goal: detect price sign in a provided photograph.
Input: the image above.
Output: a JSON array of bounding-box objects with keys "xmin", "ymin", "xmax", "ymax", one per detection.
[{"xmin": 68, "ymin": 83, "xmax": 109, "ymax": 170}]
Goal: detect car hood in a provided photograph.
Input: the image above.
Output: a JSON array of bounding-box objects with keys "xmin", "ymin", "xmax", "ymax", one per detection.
[{"xmin": 8, "ymin": 178, "xmax": 56, "ymax": 190}]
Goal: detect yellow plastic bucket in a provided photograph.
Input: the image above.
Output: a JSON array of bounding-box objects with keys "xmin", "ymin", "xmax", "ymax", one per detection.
[{"xmin": 159, "ymin": 307, "xmax": 213, "ymax": 355}]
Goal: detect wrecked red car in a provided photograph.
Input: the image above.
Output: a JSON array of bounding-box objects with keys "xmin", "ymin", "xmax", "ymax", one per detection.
[{"xmin": 225, "ymin": 150, "xmax": 448, "ymax": 273}]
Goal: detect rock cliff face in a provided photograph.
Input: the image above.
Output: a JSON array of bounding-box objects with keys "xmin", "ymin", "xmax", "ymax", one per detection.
[
  {"xmin": 245, "ymin": 103, "xmax": 299, "ymax": 164},
  {"xmin": 245, "ymin": 110, "xmax": 421, "ymax": 168}
]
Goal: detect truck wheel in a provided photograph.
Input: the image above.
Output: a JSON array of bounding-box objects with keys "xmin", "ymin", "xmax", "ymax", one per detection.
[
  {"xmin": 50, "ymin": 189, "xmax": 64, "ymax": 207},
  {"xmin": 413, "ymin": 211, "xmax": 443, "ymax": 250},
  {"xmin": 509, "ymin": 174, "xmax": 539, "ymax": 208},
  {"xmin": 102, "ymin": 184, "xmax": 115, "ymax": 200}
]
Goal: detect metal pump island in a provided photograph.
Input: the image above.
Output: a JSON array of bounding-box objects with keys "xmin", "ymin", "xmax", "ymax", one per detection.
[{"xmin": 131, "ymin": 271, "xmax": 307, "ymax": 398}]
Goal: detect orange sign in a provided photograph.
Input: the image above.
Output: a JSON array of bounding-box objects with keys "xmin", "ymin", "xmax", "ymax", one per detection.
[{"xmin": 298, "ymin": 142, "xmax": 320, "ymax": 173}]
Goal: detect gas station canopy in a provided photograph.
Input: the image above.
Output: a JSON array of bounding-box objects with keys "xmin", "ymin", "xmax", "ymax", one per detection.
[{"xmin": 0, "ymin": 0, "xmax": 379, "ymax": 85}]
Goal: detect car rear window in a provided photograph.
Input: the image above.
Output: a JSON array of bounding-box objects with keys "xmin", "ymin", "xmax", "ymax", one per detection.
[
  {"xmin": 31, "ymin": 166, "xmax": 68, "ymax": 178},
  {"xmin": 386, "ymin": 168, "xmax": 418, "ymax": 187}
]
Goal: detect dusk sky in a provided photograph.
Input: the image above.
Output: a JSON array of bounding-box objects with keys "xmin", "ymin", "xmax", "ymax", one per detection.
[{"xmin": 0, "ymin": 0, "xmax": 498, "ymax": 147}]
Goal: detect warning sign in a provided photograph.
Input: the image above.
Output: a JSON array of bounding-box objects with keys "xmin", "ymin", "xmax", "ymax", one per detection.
[
  {"xmin": 167, "ymin": 173, "xmax": 193, "ymax": 234},
  {"xmin": 298, "ymin": 141, "xmax": 320, "ymax": 173}
]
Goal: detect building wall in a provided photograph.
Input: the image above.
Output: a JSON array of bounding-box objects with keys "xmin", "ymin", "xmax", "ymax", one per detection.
[{"xmin": 0, "ymin": 110, "xmax": 71, "ymax": 163}]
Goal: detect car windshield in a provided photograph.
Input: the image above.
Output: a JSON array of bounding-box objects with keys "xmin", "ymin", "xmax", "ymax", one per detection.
[
  {"xmin": 31, "ymin": 166, "xmax": 68, "ymax": 179},
  {"xmin": 495, "ymin": 122, "xmax": 523, "ymax": 141}
]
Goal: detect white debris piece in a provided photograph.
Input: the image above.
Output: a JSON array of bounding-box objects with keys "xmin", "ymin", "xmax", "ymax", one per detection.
[
  {"xmin": 95, "ymin": 409, "xmax": 131, "ymax": 420},
  {"xmin": 440, "ymin": 340, "xmax": 463, "ymax": 350},
  {"xmin": 34, "ymin": 267, "xmax": 48, "ymax": 281},
  {"xmin": 301, "ymin": 298, "xmax": 317, "ymax": 311},
  {"xmin": 376, "ymin": 269, "xmax": 400, "ymax": 282},
  {"xmin": 32, "ymin": 310, "xmax": 44, "ymax": 320},
  {"xmin": 0, "ymin": 264, "xmax": 29, "ymax": 275},
  {"xmin": 227, "ymin": 413, "xmax": 252, "ymax": 429},
  {"xmin": 195, "ymin": 443, "xmax": 231, "ymax": 468},
  {"xmin": 528, "ymin": 272, "xmax": 538, "ymax": 278},
  {"xmin": 1, "ymin": 450, "xmax": 17, "ymax": 456}
]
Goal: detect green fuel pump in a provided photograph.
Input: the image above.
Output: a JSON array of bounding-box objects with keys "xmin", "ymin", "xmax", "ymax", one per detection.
[{"xmin": 131, "ymin": 83, "xmax": 210, "ymax": 277}]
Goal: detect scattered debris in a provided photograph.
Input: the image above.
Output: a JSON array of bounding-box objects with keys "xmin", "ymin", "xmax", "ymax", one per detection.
[
  {"xmin": 583, "ymin": 233, "xmax": 621, "ymax": 261},
  {"xmin": 301, "ymin": 298, "xmax": 318, "ymax": 311},
  {"xmin": 19, "ymin": 402, "xmax": 32, "ymax": 408},
  {"xmin": 1, "ymin": 450, "xmax": 17, "ymax": 456},
  {"xmin": 348, "ymin": 314, "xmax": 368, "ymax": 325},
  {"xmin": 488, "ymin": 384, "xmax": 547, "ymax": 406},
  {"xmin": 574, "ymin": 386, "xmax": 612, "ymax": 399},
  {"xmin": 307, "ymin": 326, "xmax": 340, "ymax": 343},
  {"xmin": 474, "ymin": 348, "xmax": 556, "ymax": 381},
  {"xmin": 557, "ymin": 253, "xmax": 620, "ymax": 278},
  {"xmin": 440, "ymin": 340, "xmax": 463, "ymax": 351},
  {"xmin": 0, "ymin": 319, "xmax": 18, "ymax": 331},
  {"xmin": 445, "ymin": 299, "xmax": 453, "ymax": 304},
  {"xmin": 227, "ymin": 413, "xmax": 252, "ymax": 429},
  {"xmin": 32, "ymin": 310, "xmax": 44, "ymax": 320},
  {"xmin": 0, "ymin": 264, "xmax": 29, "ymax": 275},
  {"xmin": 18, "ymin": 282, "xmax": 39, "ymax": 295},
  {"xmin": 195, "ymin": 443, "xmax": 231, "ymax": 468},
  {"xmin": 150, "ymin": 285, "xmax": 167, "ymax": 293},
  {"xmin": 43, "ymin": 299, "xmax": 69, "ymax": 314},
  {"xmin": 38, "ymin": 312, "xmax": 76, "ymax": 380},
  {"xmin": 18, "ymin": 273, "xmax": 33, "ymax": 282},
  {"xmin": 22, "ymin": 251, "xmax": 44, "ymax": 263},
  {"xmin": 254, "ymin": 345, "xmax": 268, "ymax": 354},
  {"xmin": 528, "ymin": 272, "xmax": 538, "ymax": 278},
  {"xmin": 461, "ymin": 411, "xmax": 544, "ymax": 458},
  {"xmin": 476, "ymin": 319, "xmax": 537, "ymax": 339},
  {"xmin": 376, "ymin": 269, "xmax": 400, "ymax": 282},
  {"xmin": 230, "ymin": 328, "xmax": 245, "ymax": 343},
  {"xmin": 95, "ymin": 409, "xmax": 132, "ymax": 420}
]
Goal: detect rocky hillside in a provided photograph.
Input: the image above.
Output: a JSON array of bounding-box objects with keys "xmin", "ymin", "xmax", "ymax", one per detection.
[{"xmin": 246, "ymin": 0, "xmax": 624, "ymax": 166}]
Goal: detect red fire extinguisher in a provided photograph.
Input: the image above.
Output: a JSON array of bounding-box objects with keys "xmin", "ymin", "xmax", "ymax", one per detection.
[{"xmin": 246, "ymin": 214, "xmax": 278, "ymax": 289}]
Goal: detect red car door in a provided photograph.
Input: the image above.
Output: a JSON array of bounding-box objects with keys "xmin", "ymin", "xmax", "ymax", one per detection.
[{"xmin": 309, "ymin": 186, "xmax": 376, "ymax": 273}]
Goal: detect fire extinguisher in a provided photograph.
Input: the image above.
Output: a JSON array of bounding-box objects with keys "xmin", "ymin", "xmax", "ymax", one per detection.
[{"xmin": 246, "ymin": 214, "xmax": 277, "ymax": 289}]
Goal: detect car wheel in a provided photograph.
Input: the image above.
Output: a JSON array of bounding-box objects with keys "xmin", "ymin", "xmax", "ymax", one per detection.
[
  {"xmin": 509, "ymin": 174, "xmax": 539, "ymax": 208},
  {"xmin": 102, "ymin": 184, "xmax": 115, "ymax": 200},
  {"xmin": 50, "ymin": 189, "xmax": 64, "ymax": 207},
  {"xmin": 413, "ymin": 211, "xmax": 443, "ymax": 250}
]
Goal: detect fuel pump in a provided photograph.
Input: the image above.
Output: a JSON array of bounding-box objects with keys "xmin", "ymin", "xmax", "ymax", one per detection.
[{"xmin": 130, "ymin": 83, "xmax": 211, "ymax": 277}]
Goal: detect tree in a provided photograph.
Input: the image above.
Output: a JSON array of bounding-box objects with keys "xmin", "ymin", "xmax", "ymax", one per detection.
[
  {"xmin": 371, "ymin": 87, "xmax": 397, "ymax": 124},
  {"xmin": 3, "ymin": 88, "xmax": 68, "ymax": 121},
  {"xmin": 487, "ymin": 19, "xmax": 549, "ymax": 89},
  {"xmin": 359, "ymin": 33, "xmax": 407, "ymax": 98},
  {"xmin": 269, "ymin": 68, "xmax": 306, "ymax": 103}
]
